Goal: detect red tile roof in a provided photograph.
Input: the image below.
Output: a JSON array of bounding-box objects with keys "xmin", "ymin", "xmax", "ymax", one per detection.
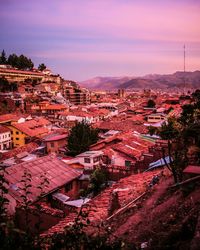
[
  {"xmin": 0, "ymin": 114, "xmax": 20, "ymax": 123},
  {"xmin": 42, "ymin": 169, "xmax": 164, "ymax": 237},
  {"xmin": 1, "ymin": 142, "xmax": 38, "ymax": 160},
  {"xmin": 44, "ymin": 134, "xmax": 68, "ymax": 142},
  {"xmin": 5, "ymin": 154, "xmax": 81, "ymax": 203},
  {"xmin": 183, "ymin": 165, "xmax": 200, "ymax": 175},
  {"xmin": 11, "ymin": 117, "xmax": 51, "ymax": 137},
  {"xmin": 0, "ymin": 125, "xmax": 11, "ymax": 134},
  {"xmin": 96, "ymin": 120, "xmax": 147, "ymax": 133}
]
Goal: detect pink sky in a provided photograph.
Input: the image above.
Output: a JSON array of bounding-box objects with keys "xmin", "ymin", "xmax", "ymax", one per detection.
[{"xmin": 0, "ymin": 0, "xmax": 200, "ymax": 80}]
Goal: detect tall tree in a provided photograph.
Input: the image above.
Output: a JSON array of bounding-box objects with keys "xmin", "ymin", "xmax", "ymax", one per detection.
[
  {"xmin": 0, "ymin": 50, "xmax": 7, "ymax": 64},
  {"xmin": 7, "ymin": 53, "xmax": 34, "ymax": 70},
  {"xmin": 68, "ymin": 121, "xmax": 99, "ymax": 156}
]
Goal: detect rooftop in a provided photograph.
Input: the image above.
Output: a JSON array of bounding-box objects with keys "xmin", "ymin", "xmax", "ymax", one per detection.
[{"xmin": 5, "ymin": 154, "xmax": 81, "ymax": 204}]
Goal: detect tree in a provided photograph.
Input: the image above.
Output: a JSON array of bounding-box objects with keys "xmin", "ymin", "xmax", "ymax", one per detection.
[
  {"xmin": 148, "ymin": 125, "xmax": 158, "ymax": 136},
  {"xmin": 68, "ymin": 121, "xmax": 99, "ymax": 156},
  {"xmin": 147, "ymin": 99, "xmax": 156, "ymax": 108},
  {"xmin": 7, "ymin": 54, "xmax": 18, "ymax": 67},
  {"xmin": 7, "ymin": 53, "xmax": 34, "ymax": 70},
  {"xmin": 0, "ymin": 50, "xmax": 7, "ymax": 64},
  {"xmin": 38, "ymin": 63, "xmax": 46, "ymax": 71}
]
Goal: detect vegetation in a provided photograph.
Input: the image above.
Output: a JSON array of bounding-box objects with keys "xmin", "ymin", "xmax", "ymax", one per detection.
[
  {"xmin": 68, "ymin": 121, "xmax": 99, "ymax": 156},
  {"xmin": 80, "ymin": 168, "xmax": 108, "ymax": 197},
  {"xmin": 0, "ymin": 50, "xmax": 7, "ymax": 64},
  {"xmin": 7, "ymin": 53, "xmax": 34, "ymax": 70},
  {"xmin": 0, "ymin": 77, "xmax": 18, "ymax": 92},
  {"xmin": 0, "ymin": 49, "xmax": 46, "ymax": 71},
  {"xmin": 147, "ymin": 99, "xmax": 156, "ymax": 108},
  {"xmin": 38, "ymin": 63, "xmax": 46, "ymax": 71},
  {"xmin": 0, "ymin": 167, "xmax": 131, "ymax": 249},
  {"xmin": 148, "ymin": 89, "xmax": 200, "ymax": 183}
]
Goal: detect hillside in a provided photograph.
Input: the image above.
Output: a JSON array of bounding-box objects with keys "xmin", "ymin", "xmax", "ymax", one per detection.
[
  {"xmin": 80, "ymin": 71, "xmax": 200, "ymax": 90},
  {"xmin": 106, "ymin": 172, "xmax": 200, "ymax": 250},
  {"xmin": 79, "ymin": 76, "xmax": 133, "ymax": 90}
]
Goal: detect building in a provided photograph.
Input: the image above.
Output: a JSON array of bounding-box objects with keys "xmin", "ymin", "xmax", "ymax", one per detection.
[
  {"xmin": 0, "ymin": 125, "xmax": 12, "ymax": 151},
  {"xmin": 31, "ymin": 103, "xmax": 68, "ymax": 121},
  {"xmin": 0, "ymin": 67, "xmax": 62, "ymax": 84},
  {"xmin": 147, "ymin": 113, "xmax": 166, "ymax": 123},
  {"xmin": 43, "ymin": 133, "xmax": 68, "ymax": 154},
  {"xmin": 7, "ymin": 117, "xmax": 51, "ymax": 147},
  {"xmin": 75, "ymin": 151, "xmax": 104, "ymax": 171},
  {"xmin": 0, "ymin": 67, "xmax": 43, "ymax": 83},
  {"xmin": 5, "ymin": 154, "xmax": 82, "ymax": 215},
  {"xmin": 64, "ymin": 85, "xmax": 90, "ymax": 105}
]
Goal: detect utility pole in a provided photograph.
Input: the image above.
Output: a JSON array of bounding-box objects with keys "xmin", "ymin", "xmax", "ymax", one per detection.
[
  {"xmin": 184, "ymin": 44, "xmax": 186, "ymax": 74},
  {"xmin": 183, "ymin": 44, "xmax": 186, "ymax": 93}
]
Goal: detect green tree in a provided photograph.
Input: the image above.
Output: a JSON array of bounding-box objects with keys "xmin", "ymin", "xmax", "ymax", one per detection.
[
  {"xmin": 7, "ymin": 53, "xmax": 18, "ymax": 67},
  {"xmin": 68, "ymin": 121, "xmax": 99, "ymax": 156},
  {"xmin": 7, "ymin": 53, "xmax": 34, "ymax": 70},
  {"xmin": 88, "ymin": 168, "xmax": 108, "ymax": 195},
  {"xmin": 147, "ymin": 99, "xmax": 156, "ymax": 108},
  {"xmin": 38, "ymin": 63, "xmax": 46, "ymax": 71},
  {"xmin": 0, "ymin": 50, "xmax": 7, "ymax": 64},
  {"xmin": 148, "ymin": 125, "xmax": 158, "ymax": 136}
]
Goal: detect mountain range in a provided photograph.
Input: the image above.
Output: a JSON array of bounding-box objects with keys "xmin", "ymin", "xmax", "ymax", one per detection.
[{"xmin": 79, "ymin": 71, "xmax": 200, "ymax": 90}]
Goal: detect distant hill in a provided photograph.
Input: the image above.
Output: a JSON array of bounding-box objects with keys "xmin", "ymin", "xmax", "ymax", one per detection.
[
  {"xmin": 80, "ymin": 71, "xmax": 200, "ymax": 90},
  {"xmin": 79, "ymin": 76, "xmax": 133, "ymax": 90}
]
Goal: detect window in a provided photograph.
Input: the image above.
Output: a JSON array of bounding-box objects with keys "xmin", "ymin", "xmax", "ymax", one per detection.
[
  {"xmin": 16, "ymin": 131, "xmax": 19, "ymax": 135},
  {"xmin": 16, "ymin": 138, "xmax": 19, "ymax": 140},
  {"xmin": 50, "ymin": 142, "xmax": 54, "ymax": 147},
  {"xmin": 65, "ymin": 182, "xmax": 73, "ymax": 192},
  {"xmin": 93, "ymin": 156, "xmax": 100, "ymax": 163},
  {"xmin": 84, "ymin": 157, "xmax": 90, "ymax": 163},
  {"xmin": 11, "ymin": 131, "xmax": 13, "ymax": 134}
]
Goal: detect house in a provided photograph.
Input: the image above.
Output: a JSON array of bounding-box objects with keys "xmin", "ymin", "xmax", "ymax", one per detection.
[
  {"xmin": 41, "ymin": 169, "xmax": 166, "ymax": 237},
  {"xmin": 0, "ymin": 113, "xmax": 22, "ymax": 125},
  {"xmin": 147, "ymin": 113, "xmax": 166, "ymax": 123},
  {"xmin": 43, "ymin": 133, "xmax": 68, "ymax": 154},
  {"xmin": 7, "ymin": 117, "xmax": 51, "ymax": 147},
  {"xmin": 5, "ymin": 154, "xmax": 82, "ymax": 215},
  {"xmin": 73, "ymin": 151, "xmax": 104, "ymax": 171},
  {"xmin": 0, "ymin": 125, "xmax": 12, "ymax": 151}
]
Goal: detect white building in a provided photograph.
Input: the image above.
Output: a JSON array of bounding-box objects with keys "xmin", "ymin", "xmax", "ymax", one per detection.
[
  {"xmin": 76, "ymin": 151, "xmax": 104, "ymax": 170},
  {"xmin": 0, "ymin": 125, "xmax": 12, "ymax": 151},
  {"xmin": 147, "ymin": 113, "xmax": 166, "ymax": 123}
]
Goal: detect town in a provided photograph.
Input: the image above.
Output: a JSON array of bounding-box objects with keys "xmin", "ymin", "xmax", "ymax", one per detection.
[{"xmin": 0, "ymin": 50, "xmax": 200, "ymax": 250}]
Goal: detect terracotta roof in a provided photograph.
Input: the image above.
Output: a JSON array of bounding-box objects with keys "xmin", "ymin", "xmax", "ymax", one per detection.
[
  {"xmin": 42, "ymin": 169, "xmax": 164, "ymax": 237},
  {"xmin": 183, "ymin": 165, "xmax": 200, "ymax": 175},
  {"xmin": 44, "ymin": 134, "xmax": 68, "ymax": 142},
  {"xmin": 0, "ymin": 125, "xmax": 11, "ymax": 134},
  {"xmin": 11, "ymin": 117, "xmax": 51, "ymax": 137},
  {"xmin": 42, "ymin": 104, "xmax": 67, "ymax": 110},
  {"xmin": 96, "ymin": 120, "xmax": 147, "ymax": 134},
  {"xmin": 5, "ymin": 154, "xmax": 81, "ymax": 203},
  {"xmin": 0, "ymin": 114, "xmax": 20, "ymax": 123},
  {"xmin": 1, "ymin": 142, "xmax": 38, "ymax": 160}
]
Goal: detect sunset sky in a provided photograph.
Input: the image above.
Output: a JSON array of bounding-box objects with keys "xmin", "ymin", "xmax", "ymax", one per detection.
[{"xmin": 0, "ymin": 0, "xmax": 200, "ymax": 81}]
